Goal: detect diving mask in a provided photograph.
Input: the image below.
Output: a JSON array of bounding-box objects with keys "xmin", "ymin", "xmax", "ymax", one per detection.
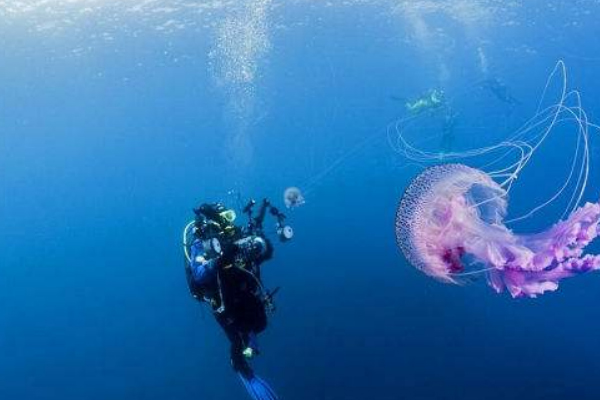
[{"xmin": 219, "ymin": 209, "xmax": 237, "ymax": 224}]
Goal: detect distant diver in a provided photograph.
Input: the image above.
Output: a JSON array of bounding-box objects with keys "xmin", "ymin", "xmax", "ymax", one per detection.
[
  {"xmin": 393, "ymin": 88, "xmax": 457, "ymax": 155},
  {"xmin": 405, "ymin": 89, "xmax": 446, "ymax": 115},
  {"xmin": 480, "ymin": 77, "xmax": 521, "ymax": 106},
  {"xmin": 440, "ymin": 107, "xmax": 458, "ymax": 155},
  {"xmin": 183, "ymin": 200, "xmax": 294, "ymax": 400}
]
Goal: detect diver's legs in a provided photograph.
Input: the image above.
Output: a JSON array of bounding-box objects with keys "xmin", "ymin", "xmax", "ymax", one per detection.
[
  {"xmin": 231, "ymin": 340, "xmax": 253, "ymax": 377},
  {"xmin": 247, "ymin": 332, "xmax": 259, "ymax": 353},
  {"xmin": 215, "ymin": 313, "xmax": 253, "ymax": 376}
]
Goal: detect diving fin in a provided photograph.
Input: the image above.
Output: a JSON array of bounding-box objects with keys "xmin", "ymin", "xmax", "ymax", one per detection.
[{"xmin": 238, "ymin": 373, "xmax": 279, "ymax": 400}]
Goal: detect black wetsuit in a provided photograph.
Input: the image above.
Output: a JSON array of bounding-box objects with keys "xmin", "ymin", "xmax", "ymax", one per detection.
[
  {"xmin": 215, "ymin": 266, "xmax": 267, "ymax": 375},
  {"xmin": 187, "ymin": 240, "xmax": 268, "ymax": 377}
]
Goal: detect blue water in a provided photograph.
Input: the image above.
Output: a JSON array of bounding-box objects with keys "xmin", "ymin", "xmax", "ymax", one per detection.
[{"xmin": 1, "ymin": 2, "xmax": 600, "ymax": 399}]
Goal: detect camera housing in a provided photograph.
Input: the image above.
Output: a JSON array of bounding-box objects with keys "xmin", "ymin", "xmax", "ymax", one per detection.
[{"xmin": 234, "ymin": 235, "xmax": 268, "ymax": 263}]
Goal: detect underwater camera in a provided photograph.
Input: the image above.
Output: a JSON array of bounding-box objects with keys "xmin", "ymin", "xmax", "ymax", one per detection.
[{"xmin": 234, "ymin": 235, "xmax": 269, "ymax": 263}]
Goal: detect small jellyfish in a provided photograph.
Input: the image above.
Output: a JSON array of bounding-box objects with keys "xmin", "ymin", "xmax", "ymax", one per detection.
[{"xmin": 284, "ymin": 187, "xmax": 305, "ymax": 209}]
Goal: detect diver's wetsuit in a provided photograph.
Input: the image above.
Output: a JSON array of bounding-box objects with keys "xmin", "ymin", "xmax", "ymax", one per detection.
[{"xmin": 187, "ymin": 239, "xmax": 267, "ymax": 377}]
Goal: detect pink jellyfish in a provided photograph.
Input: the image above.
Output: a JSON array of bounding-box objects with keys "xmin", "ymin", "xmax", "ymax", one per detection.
[
  {"xmin": 284, "ymin": 187, "xmax": 305, "ymax": 209},
  {"xmin": 393, "ymin": 62, "xmax": 600, "ymax": 298},
  {"xmin": 396, "ymin": 164, "xmax": 600, "ymax": 298}
]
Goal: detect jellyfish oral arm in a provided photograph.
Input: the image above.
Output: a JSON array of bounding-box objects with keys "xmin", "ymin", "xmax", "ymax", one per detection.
[
  {"xmin": 492, "ymin": 202, "xmax": 600, "ymax": 298},
  {"xmin": 524, "ymin": 202, "xmax": 600, "ymax": 263}
]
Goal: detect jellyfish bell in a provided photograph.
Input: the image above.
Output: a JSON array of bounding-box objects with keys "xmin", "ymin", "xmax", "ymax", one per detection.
[
  {"xmin": 396, "ymin": 164, "xmax": 506, "ymax": 283},
  {"xmin": 284, "ymin": 187, "xmax": 305, "ymax": 209},
  {"xmin": 396, "ymin": 163, "xmax": 600, "ymax": 298}
]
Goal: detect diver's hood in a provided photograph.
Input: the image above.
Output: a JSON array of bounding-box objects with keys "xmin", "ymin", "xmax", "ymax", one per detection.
[
  {"xmin": 194, "ymin": 202, "xmax": 237, "ymax": 238},
  {"xmin": 194, "ymin": 202, "xmax": 226, "ymax": 221}
]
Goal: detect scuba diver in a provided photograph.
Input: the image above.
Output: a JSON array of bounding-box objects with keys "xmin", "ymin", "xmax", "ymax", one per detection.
[
  {"xmin": 398, "ymin": 88, "xmax": 457, "ymax": 155},
  {"xmin": 405, "ymin": 89, "xmax": 446, "ymax": 115},
  {"xmin": 183, "ymin": 199, "xmax": 293, "ymax": 400},
  {"xmin": 440, "ymin": 106, "xmax": 458, "ymax": 155}
]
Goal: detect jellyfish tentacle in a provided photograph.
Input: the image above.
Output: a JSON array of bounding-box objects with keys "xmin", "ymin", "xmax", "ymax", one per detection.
[{"xmin": 394, "ymin": 61, "xmax": 598, "ymax": 227}]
